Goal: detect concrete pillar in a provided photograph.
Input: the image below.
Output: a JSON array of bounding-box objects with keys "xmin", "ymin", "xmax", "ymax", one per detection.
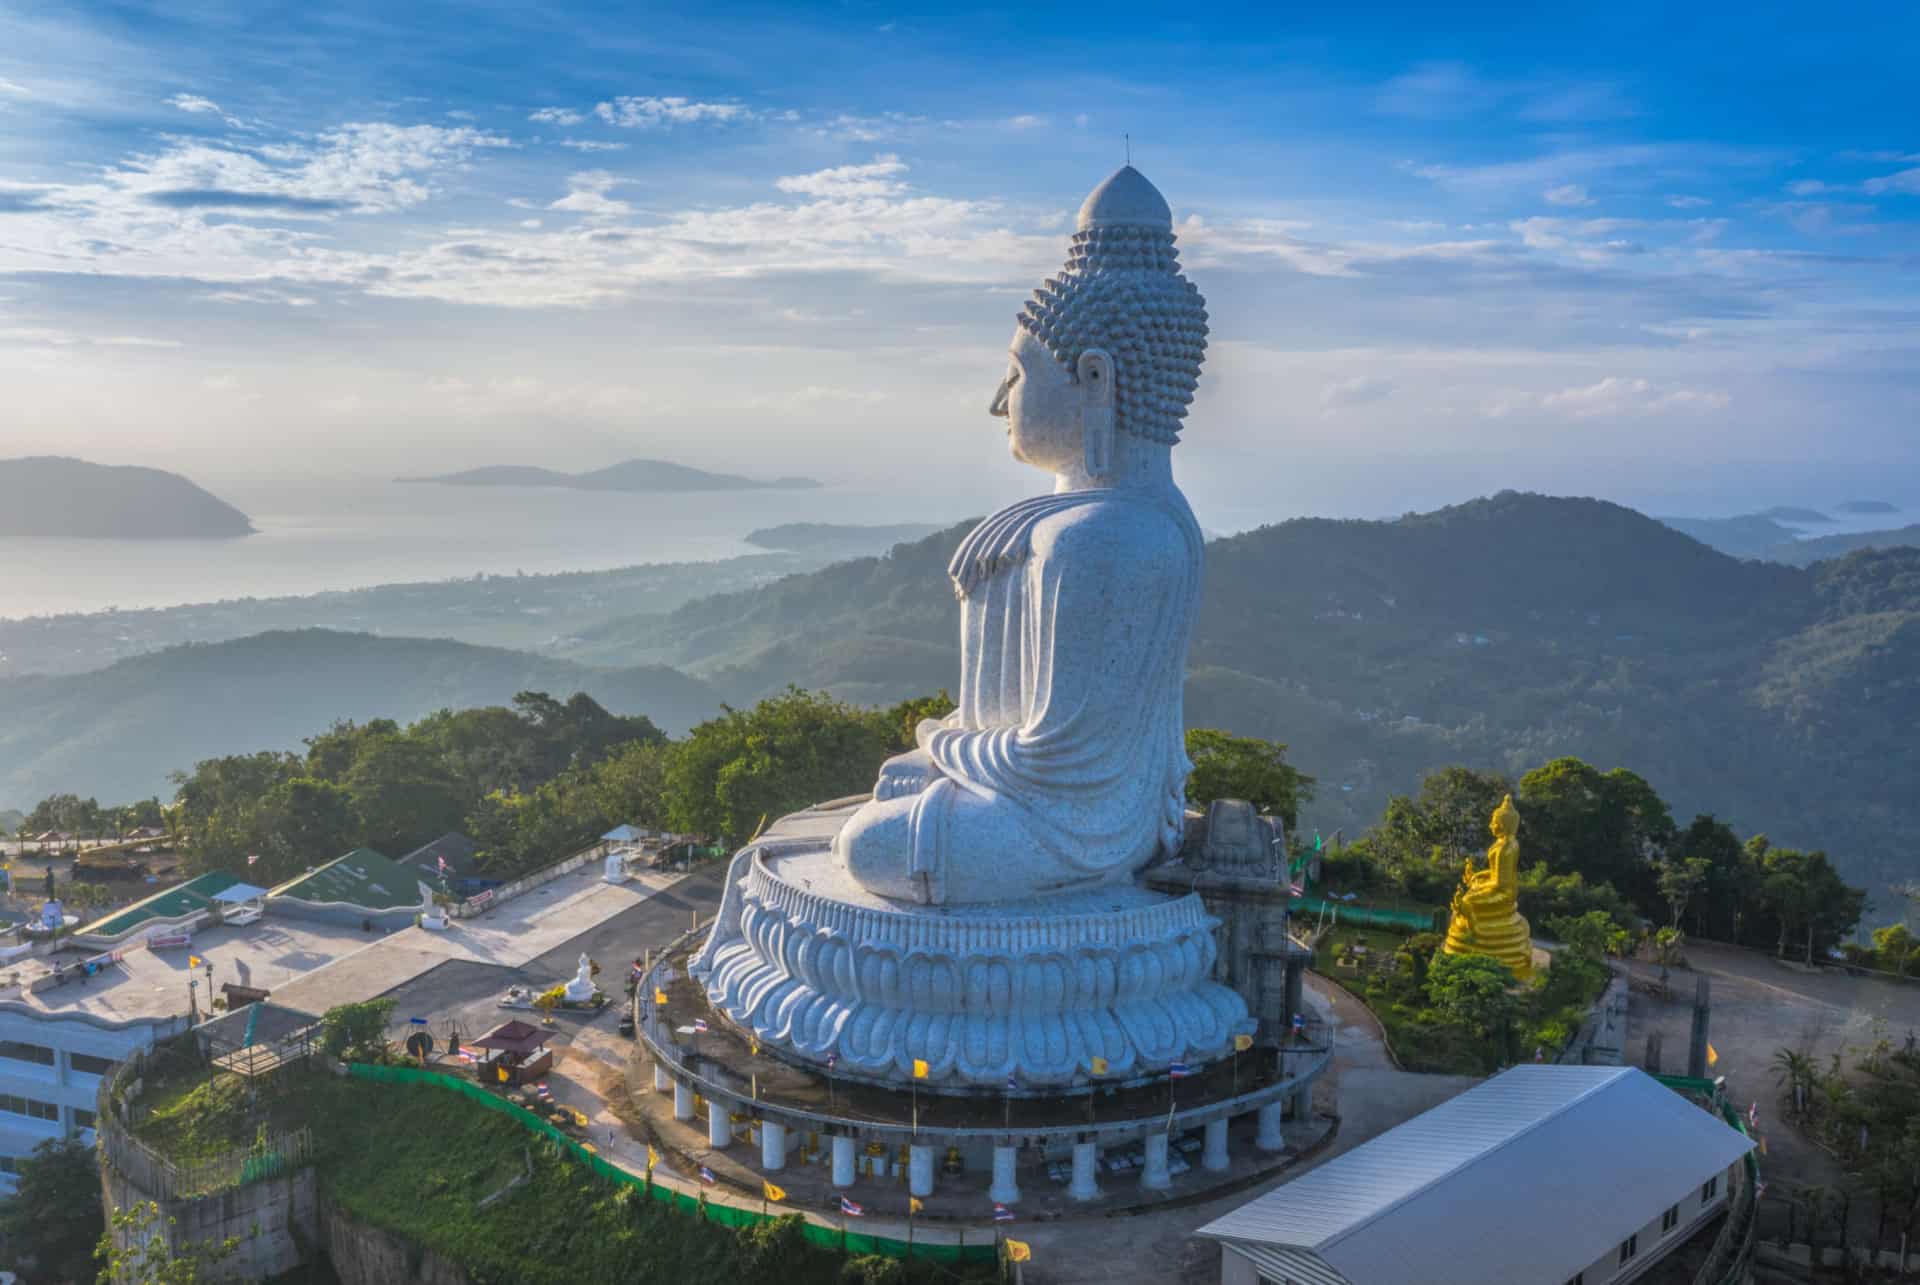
[
  {"xmin": 1141, "ymin": 1132, "xmax": 1171, "ymax": 1190},
  {"xmin": 653, "ymin": 1062, "xmax": 671, "ymax": 1093},
  {"xmin": 989, "ymin": 1144, "xmax": 1021, "ymax": 1205},
  {"xmin": 1687, "ymin": 975, "xmax": 1712, "ymax": 1080},
  {"xmin": 673, "ymin": 1079, "xmax": 694, "ymax": 1122},
  {"xmin": 1289, "ymin": 1084, "xmax": 1311, "ymax": 1121},
  {"xmin": 1202, "ymin": 1118, "xmax": 1230, "ymax": 1172},
  {"xmin": 1068, "ymin": 1139, "xmax": 1101, "ymax": 1202},
  {"xmin": 1256, "ymin": 1102, "xmax": 1285, "ymax": 1151},
  {"xmin": 1284, "ymin": 955, "xmax": 1305, "ymax": 1031},
  {"xmin": 707, "ymin": 1103, "xmax": 731, "ymax": 1149},
  {"xmin": 831, "ymin": 1135, "xmax": 856, "ymax": 1188},
  {"xmin": 761, "ymin": 1120, "xmax": 787, "ymax": 1170},
  {"xmin": 908, "ymin": 1143, "xmax": 936, "ymax": 1198}
]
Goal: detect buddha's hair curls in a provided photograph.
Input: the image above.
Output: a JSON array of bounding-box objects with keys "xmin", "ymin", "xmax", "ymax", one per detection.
[{"xmin": 1017, "ymin": 225, "xmax": 1209, "ymax": 445}]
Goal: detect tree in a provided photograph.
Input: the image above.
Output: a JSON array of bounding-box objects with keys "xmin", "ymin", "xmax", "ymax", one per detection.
[
  {"xmin": 342, "ymin": 735, "xmax": 467, "ymax": 854},
  {"xmin": 1183, "ymin": 728, "xmax": 1315, "ymax": 832},
  {"xmin": 0, "ymin": 1136, "xmax": 103, "ymax": 1282},
  {"xmin": 1545, "ymin": 910, "xmax": 1616, "ymax": 963},
  {"xmin": 97, "ymin": 1199, "xmax": 242, "ymax": 1284},
  {"xmin": 664, "ymin": 689, "xmax": 896, "ymax": 843},
  {"xmin": 1656, "ymin": 856, "xmax": 1710, "ymax": 930},
  {"xmin": 1751, "ymin": 837, "xmax": 1866, "ymax": 963},
  {"xmin": 252, "ymin": 777, "xmax": 360, "ymax": 883},
  {"xmin": 1676, "ymin": 814, "xmax": 1754, "ymax": 942},
  {"xmin": 318, "ymin": 998, "xmax": 396, "ymax": 1060},
  {"xmin": 23, "ymin": 792, "xmax": 105, "ymax": 837},
  {"xmin": 1871, "ymin": 923, "xmax": 1917, "ymax": 977},
  {"xmin": 1425, "ymin": 952, "xmax": 1522, "ymax": 1069},
  {"xmin": 1517, "ymin": 757, "xmax": 1675, "ymax": 913}
]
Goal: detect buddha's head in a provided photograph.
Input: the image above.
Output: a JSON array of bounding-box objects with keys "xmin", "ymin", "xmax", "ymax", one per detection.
[
  {"xmin": 989, "ymin": 166, "xmax": 1209, "ymax": 480},
  {"xmin": 1491, "ymin": 794, "xmax": 1520, "ymax": 841}
]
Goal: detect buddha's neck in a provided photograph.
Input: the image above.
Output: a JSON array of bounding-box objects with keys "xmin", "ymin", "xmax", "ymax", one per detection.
[{"xmin": 1052, "ymin": 437, "xmax": 1175, "ymax": 495}]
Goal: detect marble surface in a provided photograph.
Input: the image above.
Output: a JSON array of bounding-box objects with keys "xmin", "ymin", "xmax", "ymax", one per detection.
[{"xmin": 693, "ymin": 166, "xmax": 1249, "ymax": 1087}]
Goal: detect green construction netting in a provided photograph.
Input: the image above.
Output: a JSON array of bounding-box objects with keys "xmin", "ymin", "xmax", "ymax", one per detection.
[{"xmin": 346, "ymin": 1063, "xmax": 993, "ymax": 1264}]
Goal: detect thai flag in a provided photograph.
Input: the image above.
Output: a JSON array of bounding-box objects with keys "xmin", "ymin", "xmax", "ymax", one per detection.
[
  {"xmin": 1288, "ymin": 881, "xmax": 1305, "ymax": 897},
  {"xmin": 993, "ymin": 1203, "xmax": 1015, "ymax": 1222},
  {"xmin": 534, "ymin": 1083, "xmax": 551, "ymax": 1098},
  {"xmin": 692, "ymin": 1019, "xmax": 709, "ymax": 1033},
  {"xmin": 698, "ymin": 1165, "xmax": 717, "ymax": 1185},
  {"xmin": 1168, "ymin": 1062, "xmax": 1191, "ymax": 1079},
  {"xmin": 839, "ymin": 1196, "xmax": 864, "ymax": 1217},
  {"xmin": 1006, "ymin": 1071, "xmax": 1018, "ymax": 1091},
  {"xmin": 825, "ymin": 1052, "xmax": 838, "ymax": 1069}
]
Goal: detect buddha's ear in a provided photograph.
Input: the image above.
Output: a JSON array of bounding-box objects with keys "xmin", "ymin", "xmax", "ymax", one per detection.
[{"xmin": 1078, "ymin": 348, "xmax": 1115, "ymax": 478}]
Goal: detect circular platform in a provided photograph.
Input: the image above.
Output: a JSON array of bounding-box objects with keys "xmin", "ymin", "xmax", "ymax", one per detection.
[{"xmin": 693, "ymin": 841, "xmax": 1251, "ymax": 1091}]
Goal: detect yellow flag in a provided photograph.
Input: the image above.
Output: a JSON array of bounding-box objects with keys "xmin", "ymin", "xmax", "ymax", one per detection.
[
  {"xmin": 912, "ymin": 1058, "xmax": 929, "ymax": 1079},
  {"xmin": 654, "ymin": 988, "xmax": 668, "ymax": 1005},
  {"xmin": 1707, "ymin": 1042, "xmax": 1719, "ymax": 1067},
  {"xmin": 909, "ymin": 1196, "xmax": 924, "ymax": 1214},
  {"xmin": 647, "ymin": 1145, "xmax": 659, "ymax": 1170},
  {"xmin": 581, "ymin": 1142, "xmax": 597, "ymax": 1154},
  {"xmin": 1090, "ymin": 1056, "xmax": 1109, "ymax": 1075},
  {"xmin": 189, "ymin": 955, "xmax": 202, "ymax": 968},
  {"xmin": 571, "ymin": 1107, "xmax": 589, "ymax": 1127},
  {"xmin": 1005, "ymin": 1239, "xmax": 1032, "ymax": 1263},
  {"xmin": 1234, "ymin": 1034, "xmax": 1254, "ymax": 1052},
  {"xmin": 763, "ymin": 1180, "xmax": 787, "ymax": 1203},
  {"xmin": 497, "ymin": 1065, "xmax": 509, "ymax": 1083},
  {"xmin": 750, "ymin": 1040, "xmax": 760, "ymax": 1056}
]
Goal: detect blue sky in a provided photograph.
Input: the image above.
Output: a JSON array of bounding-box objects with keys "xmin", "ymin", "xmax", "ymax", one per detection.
[{"xmin": 2, "ymin": 1, "xmax": 1917, "ymax": 523}]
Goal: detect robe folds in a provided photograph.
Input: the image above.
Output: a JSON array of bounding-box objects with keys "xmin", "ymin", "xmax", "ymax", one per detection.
[{"xmin": 901, "ymin": 485, "xmax": 1203, "ymax": 902}]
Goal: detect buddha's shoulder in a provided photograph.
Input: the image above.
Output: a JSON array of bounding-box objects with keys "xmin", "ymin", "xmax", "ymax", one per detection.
[{"xmin": 1030, "ymin": 493, "xmax": 1196, "ymax": 563}]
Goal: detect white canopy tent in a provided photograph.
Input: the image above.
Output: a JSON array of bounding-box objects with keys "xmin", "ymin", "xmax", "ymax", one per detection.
[{"xmin": 211, "ymin": 881, "xmax": 269, "ymax": 925}]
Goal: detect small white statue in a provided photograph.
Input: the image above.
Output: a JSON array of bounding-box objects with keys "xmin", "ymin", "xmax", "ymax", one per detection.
[
  {"xmin": 562, "ymin": 952, "xmax": 597, "ymax": 1004},
  {"xmin": 603, "ymin": 850, "xmax": 628, "ymax": 884}
]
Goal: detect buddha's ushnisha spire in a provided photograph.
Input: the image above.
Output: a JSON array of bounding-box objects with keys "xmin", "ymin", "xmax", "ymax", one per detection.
[{"xmin": 1018, "ymin": 167, "xmax": 1208, "ymax": 445}]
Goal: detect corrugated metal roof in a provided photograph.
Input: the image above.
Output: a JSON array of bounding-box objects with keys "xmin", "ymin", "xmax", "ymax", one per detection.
[
  {"xmin": 1197, "ymin": 1065, "xmax": 1754, "ymax": 1285},
  {"xmin": 1218, "ymin": 1242, "xmax": 1353, "ymax": 1285}
]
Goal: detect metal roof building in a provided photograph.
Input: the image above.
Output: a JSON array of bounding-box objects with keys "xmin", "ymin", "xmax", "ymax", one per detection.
[{"xmin": 1196, "ymin": 1065, "xmax": 1754, "ymax": 1285}]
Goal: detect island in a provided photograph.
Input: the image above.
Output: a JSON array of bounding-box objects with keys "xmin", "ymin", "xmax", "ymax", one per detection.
[
  {"xmin": 744, "ymin": 522, "xmax": 941, "ymax": 556},
  {"xmin": 398, "ymin": 458, "xmax": 820, "ymax": 492},
  {"xmin": 1836, "ymin": 499, "xmax": 1899, "ymax": 515},
  {"xmin": 0, "ymin": 457, "xmax": 253, "ymax": 539}
]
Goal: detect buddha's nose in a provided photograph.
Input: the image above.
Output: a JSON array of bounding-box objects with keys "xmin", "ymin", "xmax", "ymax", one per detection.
[{"xmin": 989, "ymin": 377, "xmax": 1011, "ymax": 419}]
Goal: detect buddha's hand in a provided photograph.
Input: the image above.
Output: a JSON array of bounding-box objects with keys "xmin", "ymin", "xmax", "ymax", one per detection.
[{"xmin": 874, "ymin": 747, "xmax": 937, "ymax": 801}]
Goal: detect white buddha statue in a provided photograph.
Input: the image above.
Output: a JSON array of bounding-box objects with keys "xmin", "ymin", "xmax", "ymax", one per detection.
[{"xmin": 835, "ymin": 165, "xmax": 1209, "ymax": 907}]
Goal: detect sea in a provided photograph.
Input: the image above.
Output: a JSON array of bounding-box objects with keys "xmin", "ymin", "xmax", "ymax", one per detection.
[
  {"xmin": 2, "ymin": 471, "xmax": 1908, "ymax": 621},
  {"xmin": 0, "ymin": 474, "xmax": 985, "ymax": 619}
]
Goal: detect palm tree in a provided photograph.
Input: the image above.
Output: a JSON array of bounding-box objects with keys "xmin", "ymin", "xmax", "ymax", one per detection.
[{"xmin": 1773, "ymin": 1047, "xmax": 1816, "ymax": 1118}]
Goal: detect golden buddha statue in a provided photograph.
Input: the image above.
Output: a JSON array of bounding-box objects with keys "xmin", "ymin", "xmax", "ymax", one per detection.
[{"xmin": 1442, "ymin": 794, "xmax": 1533, "ymax": 980}]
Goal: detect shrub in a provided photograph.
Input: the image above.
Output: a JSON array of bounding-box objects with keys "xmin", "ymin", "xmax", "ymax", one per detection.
[{"xmin": 318, "ymin": 998, "xmax": 396, "ymax": 1060}]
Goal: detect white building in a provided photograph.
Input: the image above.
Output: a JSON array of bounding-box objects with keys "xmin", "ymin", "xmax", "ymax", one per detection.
[{"xmin": 1196, "ymin": 1064, "xmax": 1755, "ymax": 1285}]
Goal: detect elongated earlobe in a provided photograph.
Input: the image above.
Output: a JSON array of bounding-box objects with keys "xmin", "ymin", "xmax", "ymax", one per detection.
[{"xmin": 1078, "ymin": 348, "xmax": 1115, "ymax": 479}]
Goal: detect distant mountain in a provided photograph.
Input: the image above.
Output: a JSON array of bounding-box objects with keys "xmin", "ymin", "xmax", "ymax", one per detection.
[
  {"xmin": 1837, "ymin": 500, "xmax": 1898, "ymax": 515},
  {"xmin": 1658, "ymin": 514, "xmax": 1801, "ymax": 560},
  {"xmin": 568, "ymin": 491, "xmax": 1918, "ymax": 901},
  {"xmin": 745, "ymin": 522, "xmax": 942, "ymax": 557},
  {"xmin": 400, "ymin": 458, "xmax": 820, "ymax": 492},
  {"xmin": 0, "ymin": 457, "xmax": 252, "ymax": 539},
  {"xmin": 1767, "ymin": 523, "xmax": 1920, "ymax": 567},
  {"xmin": 1756, "ymin": 506, "xmax": 1833, "ymax": 525},
  {"xmin": 0, "ymin": 630, "xmax": 721, "ymax": 808}
]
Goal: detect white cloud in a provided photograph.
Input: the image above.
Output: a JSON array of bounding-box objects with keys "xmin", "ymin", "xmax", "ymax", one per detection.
[
  {"xmin": 1667, "ymin": 195, "xmax": 1711, "ymax": 209},
  {"xmin": 0, "ymin": 77, "xmax": 29, "ymax": 97},
  {"xmin": 1544, "ymin": 184, "xmax": 1593, "ymax": 207},
  {"xmin": 200, "ymin": 288, "xmax": 315, "ymax": 307},
  {"xmin": 560, "ymin": 139, "xmax": 627, "ymax": 152},
  {"xmin": 1538, "ymin": 376, "xmax": 1730, "ymax": 417},
  {"xmin": 1005, "ymin": 114, "xmax": 1047, "ymax": 130},
  {"xmin": 167, "ymin": 92, "xmax": 223, "ymax": 114},
  {"xmin": 1320, "ymin": 375, "xmax": 1393, "ymax": 413},
  {"xmin": 593, "ymin": 96, "xmax": 752, "ymax": 128},
  {"xmin": 1376, "ymin": 62, "xmax": 1497, "ymax": 117},
  {"xmin": 546, "ymin": 170, "xmax": 631, "ymax": 219},
  {"xmin": 528, "ymin": 107, "xmax": 584, "ymax": 126},
  {"xmin": 1786, "ymin": 179, "xmax": 1831, "ymax": 196},
  {"xmin": 1863, "ymin": 167, "xmax": 1920, "ymax": 196},
  {"xmin": 0, "ymin": 327, "xmax": 181, "ymax": 348},
  {"xmin": 774, "ymin": 154, "xmax": 908, "ymax": 199},
  {"xmin": 814, "ymin": 112, "xmax": 923, "ymax": 142}
]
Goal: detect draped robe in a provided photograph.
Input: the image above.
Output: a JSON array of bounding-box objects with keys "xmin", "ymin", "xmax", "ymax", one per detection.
[{"xmin": 875, "ymin": 485, "xmax": 1203, "ymax": 904}]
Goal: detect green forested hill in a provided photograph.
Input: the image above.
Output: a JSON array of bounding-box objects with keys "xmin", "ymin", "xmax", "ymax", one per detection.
[
  {"xmin": 570, "ymin": 491, "xmax": 1919, "ymax": 897},
  {"xmin": 0, "ymin": 630, "xmax": 720, "ymax": 807}
]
